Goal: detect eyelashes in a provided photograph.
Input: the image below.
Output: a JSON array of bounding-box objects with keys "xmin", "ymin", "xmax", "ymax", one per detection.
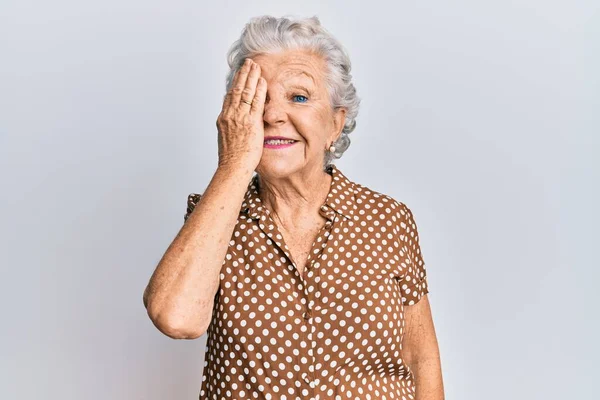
[
  {"xmin": 264, "ymin": 94, "xmax": 310, "ymax": 103},
  {"xmin": 292, "ymin": 94, "xmax": 309, "ymax": 103}
]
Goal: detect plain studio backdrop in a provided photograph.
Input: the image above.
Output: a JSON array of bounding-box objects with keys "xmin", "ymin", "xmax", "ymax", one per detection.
[{"xmin": 1, "ymin": 1, "xmax": 598, "ymax": 399}]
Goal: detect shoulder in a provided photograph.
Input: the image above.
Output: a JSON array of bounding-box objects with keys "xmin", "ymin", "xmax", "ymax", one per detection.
[{"xmin": 352, "ymin": 181, "xmax": 413, "ymax": 223}]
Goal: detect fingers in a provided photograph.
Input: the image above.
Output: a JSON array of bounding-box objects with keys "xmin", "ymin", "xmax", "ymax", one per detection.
[
  {"xmin": 222, "ymin": 59, "xmax": 250, "ymax": 112},
  {"xmin": 221, "ymin": 58, "xmax": 265, "ymax": 123},
  {"xmin": 241, "ymin": 62, "xmax": 261, "ymax": 108},
  {"xmin": 251, "ymin": 77, "xmax": 267, "ymax": 117},
  {"xmin": 230, "ymin": 59, "xmax": 254, "ymax": 110}
]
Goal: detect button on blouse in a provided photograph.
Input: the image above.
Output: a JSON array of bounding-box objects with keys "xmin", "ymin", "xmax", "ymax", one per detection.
[{"xmin": 184, "ymin": 164, "xmax": 429, "ymax": 400}]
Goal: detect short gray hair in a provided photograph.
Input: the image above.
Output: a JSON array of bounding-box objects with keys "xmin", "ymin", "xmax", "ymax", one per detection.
[{"xmin": 224, "ymin": 15, "xmax": 361, "ymax": 166}]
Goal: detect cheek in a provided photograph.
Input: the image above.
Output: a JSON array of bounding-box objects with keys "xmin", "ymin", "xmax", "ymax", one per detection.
[{"xmin": 291, "ymin": 108, "xmax": 331, "ymax": 143}]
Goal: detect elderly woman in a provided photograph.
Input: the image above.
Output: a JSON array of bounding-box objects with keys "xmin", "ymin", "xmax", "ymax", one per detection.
[{"xmin": 143, "ymin": 15, "xmax": 444, "ymax": 400}]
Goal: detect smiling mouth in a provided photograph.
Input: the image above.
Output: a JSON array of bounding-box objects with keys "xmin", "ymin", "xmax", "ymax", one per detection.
[
  {"xmin": 264, "ymin": 139, "xmax": 298, "ymax": 145},
  {"xmin": 263, "ymin": 139, "xmax": 298, "ymax": 149}
]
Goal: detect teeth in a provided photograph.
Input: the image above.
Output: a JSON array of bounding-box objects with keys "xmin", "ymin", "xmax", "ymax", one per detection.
[{"xmin": 265, "ymin": 139, "xmax": 295, "ymax": 145}]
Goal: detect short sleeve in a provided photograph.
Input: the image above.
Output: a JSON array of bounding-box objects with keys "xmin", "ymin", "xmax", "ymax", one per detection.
[
  {"xmin": 184, "ymin": 193, "xmax": 202, "ymax": 222},
  {"xmin": 399, "ymin": 204, "xmax": 429, "ymax": 306}
]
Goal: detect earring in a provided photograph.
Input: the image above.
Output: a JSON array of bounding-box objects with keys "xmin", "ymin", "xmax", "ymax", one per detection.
[{"xmin": 329, "ymin": 144, "xmax": 336, "ymax": 153}]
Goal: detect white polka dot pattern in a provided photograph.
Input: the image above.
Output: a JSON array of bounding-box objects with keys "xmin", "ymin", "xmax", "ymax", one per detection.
[{"xmin": 185, "ymin": 164, "xmax": 429, "ymax": 399}]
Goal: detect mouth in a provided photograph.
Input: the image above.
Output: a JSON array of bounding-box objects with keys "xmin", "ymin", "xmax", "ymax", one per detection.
[{"xmin": 263, "ymin": 138, "xmax": 299, "ymax": 149}]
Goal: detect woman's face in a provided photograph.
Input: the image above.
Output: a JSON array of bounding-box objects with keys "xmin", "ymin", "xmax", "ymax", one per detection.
[{"xmin": 250, "ymin": 49, "xmax": 346, "ymax": 178}]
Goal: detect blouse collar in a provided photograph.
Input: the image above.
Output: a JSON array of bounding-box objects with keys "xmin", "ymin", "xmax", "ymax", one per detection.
[{"xmin": 240, "ymin": 164, "xmax": 357, "ymax": 222}]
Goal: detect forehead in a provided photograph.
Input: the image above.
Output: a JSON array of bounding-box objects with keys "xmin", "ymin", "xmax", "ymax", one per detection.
[{"xmin": 251, "ymin": 50, "xmax": 326, "ymax": 86}]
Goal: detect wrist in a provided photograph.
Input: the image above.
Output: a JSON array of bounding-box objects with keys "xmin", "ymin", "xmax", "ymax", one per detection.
[{"xmin": 216, "ymin": 161, "xmax": 255, "ymax": 181}]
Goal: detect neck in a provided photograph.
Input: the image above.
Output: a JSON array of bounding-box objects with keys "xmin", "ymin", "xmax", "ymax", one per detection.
[{"xmin": 257, "ymin": 167, "xmax": 333, "ymax": 223}]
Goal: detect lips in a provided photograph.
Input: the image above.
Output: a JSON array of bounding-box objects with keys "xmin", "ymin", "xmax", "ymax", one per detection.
[
  {"xmin": 264, "ymin": 136, "xmax": 298, "ymax": 142},
  {"xmin": 263, "ymin": 138, "xmax": 298, "ymax": 149}
]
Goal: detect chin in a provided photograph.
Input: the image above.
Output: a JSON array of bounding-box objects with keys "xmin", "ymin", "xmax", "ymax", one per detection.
[{"xmin": 256, "ymin": 158, "xmax": 302, "ymax": 178}]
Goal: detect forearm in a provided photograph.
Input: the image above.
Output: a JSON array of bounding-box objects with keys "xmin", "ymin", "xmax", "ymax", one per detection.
[{"xmin": 144, "ymin": 163, "xmax": 254, "ymax": 338}]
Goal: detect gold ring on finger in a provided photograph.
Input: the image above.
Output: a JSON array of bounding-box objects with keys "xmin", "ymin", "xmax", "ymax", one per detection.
[{"xmin": 241, "ymin": 99, "xmax": 253, "ymax": 106}]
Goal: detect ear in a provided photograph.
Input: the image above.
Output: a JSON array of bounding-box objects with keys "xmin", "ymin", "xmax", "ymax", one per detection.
[{"xmin": 330, "ymin": 107, "xmax": 347, "ymax": 144}]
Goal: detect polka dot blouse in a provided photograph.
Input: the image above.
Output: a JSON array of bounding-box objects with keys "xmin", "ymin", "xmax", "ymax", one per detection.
[{"xmin": 184, "ymin": 164, "xmax": 429, "ymax": 400}]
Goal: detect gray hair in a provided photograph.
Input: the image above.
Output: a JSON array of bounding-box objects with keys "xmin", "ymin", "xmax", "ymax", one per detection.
[{"xmin": 224, "ymin": 15, "xmax": 361, "ymax": 167}]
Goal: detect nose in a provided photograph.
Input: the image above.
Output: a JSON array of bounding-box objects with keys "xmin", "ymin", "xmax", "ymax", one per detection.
[{"xmin": 262, "ymin": 95, "xmax": 288, "ymax": 126}]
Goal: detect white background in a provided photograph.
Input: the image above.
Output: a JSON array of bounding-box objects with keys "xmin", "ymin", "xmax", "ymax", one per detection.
[{"xmin": 1, "ymin": 1, "xmax": 598, "ymax": 399}]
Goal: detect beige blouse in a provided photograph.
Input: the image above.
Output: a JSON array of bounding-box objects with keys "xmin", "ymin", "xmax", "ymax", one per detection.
[{"xmin": 184, "ymin": 164, "xmax": 429, "ymax": 400}]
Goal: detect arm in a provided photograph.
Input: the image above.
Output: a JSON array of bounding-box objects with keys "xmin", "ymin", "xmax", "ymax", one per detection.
[
  {"xmin": 402, "ymin": 294, "xmax": 445, "ymax": 400},
  {"xmin": 143, "ymin": 163, "xmax": 254, "ymax": 339},
  {"xmin": 144, "ymin": 56, "xmax": 267, "ymax": 339}
]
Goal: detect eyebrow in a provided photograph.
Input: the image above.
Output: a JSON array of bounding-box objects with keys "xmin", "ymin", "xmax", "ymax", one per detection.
[
  {"xmin": 285, "ymin": 70, "xmax": 316, "ymax": 85},
  {"xmin": 289, "ymin": 84, "xmax": 313, "ymax": 93},
  {"xmin": 296, "ymin": 71, "xmax": 315, "ymax": 84}
]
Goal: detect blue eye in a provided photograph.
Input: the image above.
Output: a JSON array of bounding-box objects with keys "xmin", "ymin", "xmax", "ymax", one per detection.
[{"xmin": 293, "ymin": 95, "xmax": 308, "ymax": 103}]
